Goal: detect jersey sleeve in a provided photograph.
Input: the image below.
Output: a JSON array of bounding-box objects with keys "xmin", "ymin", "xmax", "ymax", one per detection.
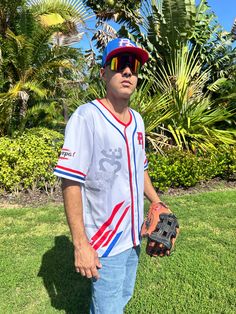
[
  {"xmin": 54, "ymin": 109, "xmax": 93, "ymax": 183},
  {"xmin": 143, "ymin": 120, "xmax": 148, "ymax": 171},
  {"xmin": 144, "ymin": 154, "xmax": 148, "ymax": 171}
]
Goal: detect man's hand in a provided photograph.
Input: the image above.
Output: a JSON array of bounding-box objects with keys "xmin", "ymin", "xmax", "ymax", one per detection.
[
  {"xmin": 74, "ymin": 241, "xmax": 102, "ymax": 279},
  {"xmin": 61, "ymin": 179, "xmax": 102, "ymax": 279},
  {"xmin": 141, "ymin": 202, "xmax": 179, "ymax": 257}
]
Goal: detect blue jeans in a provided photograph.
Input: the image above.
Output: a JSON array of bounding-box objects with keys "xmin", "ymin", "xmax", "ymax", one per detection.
[{"xmin": 90, "ymin": 246, "xmax": 140, "ymax": 314}]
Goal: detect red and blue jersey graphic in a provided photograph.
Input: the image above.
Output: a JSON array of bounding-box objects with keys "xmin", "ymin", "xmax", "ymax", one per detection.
[{"xmin": 90, "ymin": 201, "xmax": 130, "ymax": 257}]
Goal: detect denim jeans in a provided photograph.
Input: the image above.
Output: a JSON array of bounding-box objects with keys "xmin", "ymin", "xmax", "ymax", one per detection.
[{"xmin": 90, "ymin": 245, "xmax": 140, "ymax": 314}]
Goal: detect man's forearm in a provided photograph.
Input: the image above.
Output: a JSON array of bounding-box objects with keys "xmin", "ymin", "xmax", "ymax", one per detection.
[
  {"xmin": 61, "ymin": 178, "xmax": 88, "ymax": 248},
  {"xmin": 61, "ymin": 178, "xmax": 101, "ymax": 279},
  {"xmin": 144, "ymin": 170, "xmax": 161, "ymax": 203}
]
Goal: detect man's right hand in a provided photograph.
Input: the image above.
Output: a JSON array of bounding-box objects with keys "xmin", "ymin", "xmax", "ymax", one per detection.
[{"xmin": 74, "ymin": 242, "xmax": 102, "ymax": 279}]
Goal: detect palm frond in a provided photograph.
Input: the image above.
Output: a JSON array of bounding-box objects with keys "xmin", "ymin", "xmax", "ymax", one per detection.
[
  {"xmin": 27, "ymin": 0, "xmax": 92, "ymax": 25},
  {"xmin": 207, "ymin": 78, "xmax": 228, "ymax": 92}
]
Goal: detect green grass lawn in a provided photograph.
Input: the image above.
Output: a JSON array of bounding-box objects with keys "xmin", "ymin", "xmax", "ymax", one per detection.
[{"xmin": 0, "ymin": 189, "xmax": 236, "ymax": 314}]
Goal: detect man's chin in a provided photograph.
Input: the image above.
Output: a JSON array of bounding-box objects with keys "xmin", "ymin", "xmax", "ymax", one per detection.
[{"xmin": 120, "ymin": 89, "xmax": 135, "ymax": 99}]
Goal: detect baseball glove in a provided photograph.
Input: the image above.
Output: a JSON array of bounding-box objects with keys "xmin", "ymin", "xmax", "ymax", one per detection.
[{"xmin": 141, "ymin": 202, "xmax": 179, "ymax": 257}]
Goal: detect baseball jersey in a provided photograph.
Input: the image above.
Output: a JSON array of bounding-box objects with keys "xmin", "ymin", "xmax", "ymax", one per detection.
[{"xmin": 54, "ymin": 99, "xmax": 148, "ymax": 257}]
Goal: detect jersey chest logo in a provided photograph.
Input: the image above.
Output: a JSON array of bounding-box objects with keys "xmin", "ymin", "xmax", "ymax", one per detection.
[
  {"xmin": 137, "ymin": 132, "xmax": 144, "ymax": 149},
  {"xmin": 99, "ymin": 148, "xmax": 122, "ymax": 173}
]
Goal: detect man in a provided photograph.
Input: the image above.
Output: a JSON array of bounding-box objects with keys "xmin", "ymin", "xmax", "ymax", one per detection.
[{"xmin": 54, "ymin": 38, "xmax": 172, "ymax": 313}]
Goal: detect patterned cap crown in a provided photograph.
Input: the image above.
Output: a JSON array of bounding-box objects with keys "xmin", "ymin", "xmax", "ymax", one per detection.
[{"xmin": 102, "ymin": 38, "xmax": 149, "ymax": 67}]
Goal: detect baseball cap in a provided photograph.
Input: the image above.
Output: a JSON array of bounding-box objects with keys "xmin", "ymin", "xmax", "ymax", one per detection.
[{"xmin": 102, "ymin": 38, "xmax": 149, "ymax": 67}]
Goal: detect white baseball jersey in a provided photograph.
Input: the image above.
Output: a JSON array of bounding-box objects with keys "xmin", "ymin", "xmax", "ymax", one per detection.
[{"xmin": 54, "ymin": 99, "xmax": 148, "ymax": 257}]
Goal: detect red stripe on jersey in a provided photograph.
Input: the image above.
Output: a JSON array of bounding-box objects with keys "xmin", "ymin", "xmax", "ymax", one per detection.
[
  {"xmin": 124, "ymin": 127, "xmax": 136, "ymax": 246},
  {"xmin": 90, "ymin": 201, "xmax": 125, "ymax": 244},
  {"xmin": 102, "ymin": 205, "xmax": 130, "ymax": 248},
  {"xmin": 55, "ymin": 165, "xmax": 86, "ymax": 177},
  {"xmin": 92, "ymin": 230, "xmax": 112, "ymax": 250}
]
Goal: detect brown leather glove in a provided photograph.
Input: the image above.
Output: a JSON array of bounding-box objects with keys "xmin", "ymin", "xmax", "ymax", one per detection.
[{"xmin": 141, "ymin": 202, "xmax": 179, "ymax": 257}]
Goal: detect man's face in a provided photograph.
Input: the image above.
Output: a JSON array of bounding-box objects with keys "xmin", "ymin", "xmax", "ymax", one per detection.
[{"xmin": 100, "ymin": 53, "xmax": 140, "ymax": 100}]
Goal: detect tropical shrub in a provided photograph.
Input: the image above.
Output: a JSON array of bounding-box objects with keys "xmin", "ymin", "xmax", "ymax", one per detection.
[
  {"xmin": 0, "ymin": 128, "xmax": 63, "ymax": 192},
  {"xmin": 147, "ymin": 146, "xmax": 236, "ymax": 191},
  {"xmin": 0, "ymin": 128, "xmax": 235, "ymax": 193},
  {"xmin": 149, "ymin": 47, "xmax": 236, "ymax": 151}
]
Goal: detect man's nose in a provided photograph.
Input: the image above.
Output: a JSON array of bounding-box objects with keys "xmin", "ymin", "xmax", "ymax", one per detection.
[{"xmin": 122, "ymin": 65, "xmax": 132, "ymax": 77}]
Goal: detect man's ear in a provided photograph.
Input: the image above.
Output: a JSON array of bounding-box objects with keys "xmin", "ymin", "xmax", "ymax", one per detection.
[{"xmin": 100, "ymin": 68, "xmax": 106, "ymax": 80}]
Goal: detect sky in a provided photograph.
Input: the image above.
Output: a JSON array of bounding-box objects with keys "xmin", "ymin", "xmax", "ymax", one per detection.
[
  {"xmin": 76, "ymin": 0, "xmax": 236, "ymax": 52},
  {"xmin": 199, "ymin": 0, "xmax": 235, "ymax": 32}
]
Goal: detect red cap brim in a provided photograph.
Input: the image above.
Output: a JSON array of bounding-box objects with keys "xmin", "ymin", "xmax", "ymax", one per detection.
[{"xmin": 105, "ymin": 46, "xmax": 149, "ymax": 66}]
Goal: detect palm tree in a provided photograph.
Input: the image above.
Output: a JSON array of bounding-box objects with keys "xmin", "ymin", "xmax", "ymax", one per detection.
[
  {"xmin": 0, "ymin": 0, "xmax": 90, "ymax": 135},
  {"xmin": 151, "ymin": 47, "xmax": 236, "ymax": 151},
  {"xmin": 83, "ymin": 0, "xmax": 236, "ymax": 151},
  {"xmin": 27, "ymin": 0, "xmax": 92, "ymax": 45},
  {"xmin": 85, "ymin": 0, "xmax": 235, "ymax": 81},
  {"xmin": 231, "ymin": 18, "xmax": 236, "ymax": 40}
]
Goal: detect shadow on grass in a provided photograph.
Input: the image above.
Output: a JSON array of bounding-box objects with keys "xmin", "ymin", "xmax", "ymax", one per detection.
[{"xmin": 38, "ymin": 235, "xmax": 90, "ymax": 314}]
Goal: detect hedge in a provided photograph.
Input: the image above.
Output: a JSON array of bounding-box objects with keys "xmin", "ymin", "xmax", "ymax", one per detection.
[
  {"xmin": 0, "ymin": 128, "xmax": 235, "ymax": 192},
  {"xmin": 0, "ymin": 128, "xmax": 63, "ymax": 192},
  {"xmin": 147, "ymin": 146, "xmax": 236, "ymax": 191}
]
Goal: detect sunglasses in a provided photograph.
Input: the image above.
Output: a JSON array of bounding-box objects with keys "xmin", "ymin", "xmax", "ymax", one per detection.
[{"xmin": 105, "ymin": 54, "xmax": 141, "ymax": 74}]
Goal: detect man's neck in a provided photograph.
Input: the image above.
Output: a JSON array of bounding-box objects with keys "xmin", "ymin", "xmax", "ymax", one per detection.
[
  {"xmin": 104, "ymin": 94, "xmax": 129, "ymax": 112},
  {"xmin": 100, "ymin": 95, "xmax": 130, "ymax": 124}
]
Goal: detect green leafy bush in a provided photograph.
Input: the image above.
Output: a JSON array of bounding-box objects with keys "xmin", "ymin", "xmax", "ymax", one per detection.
[
  {"xmin": 0, "ymin": 129, "xmax": 235, "ymax": 193},
  {"xmin": 0, "ymin": 128, "xmax": 63, "ymax": 192},
  {"xmin": 147, "ymin": 146, "xmax": 236, "ymax": 191}
]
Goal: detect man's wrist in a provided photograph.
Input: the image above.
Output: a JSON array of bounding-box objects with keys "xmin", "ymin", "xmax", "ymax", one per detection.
[
  {"xmin": 73, "ymin": 236, "xmax": 89, "ymax": 250},
  {"xmin": 151, "ymin": 199, "xmax": 162, "ymax": 204}
]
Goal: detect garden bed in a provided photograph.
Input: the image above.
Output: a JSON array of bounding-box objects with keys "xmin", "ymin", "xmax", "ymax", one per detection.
[{"xmin": 1, "ymin": 178, "xmax": 235, "ymax": 208}]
